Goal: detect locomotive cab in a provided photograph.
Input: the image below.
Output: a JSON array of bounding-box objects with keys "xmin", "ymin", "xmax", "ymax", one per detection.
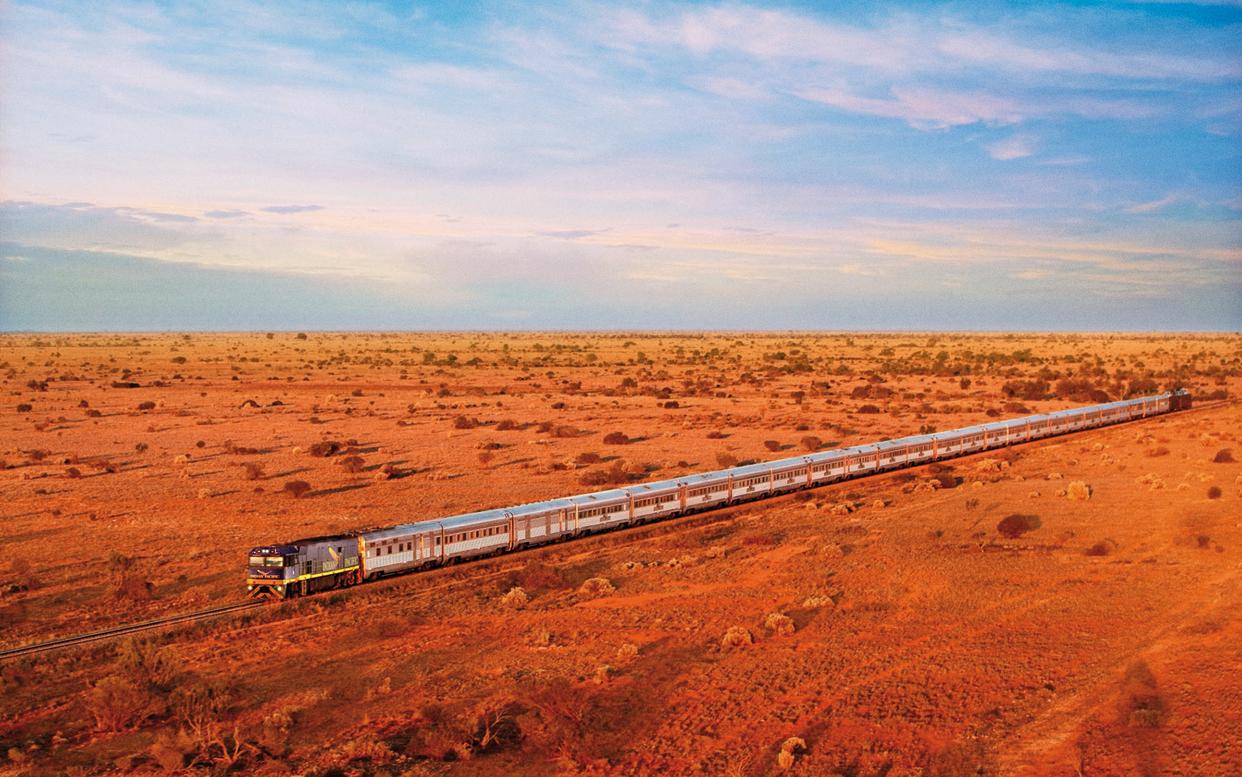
[{"xmin": 246, "ymin": 544, "xmax": 299, "ymax": 598}]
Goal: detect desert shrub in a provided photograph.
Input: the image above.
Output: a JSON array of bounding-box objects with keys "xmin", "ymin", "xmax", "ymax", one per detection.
[
  {"xmin": 1054, "ymin": 378, "xmax": 1109, "ymax": 403},
  {"xmin": 477, "ymin": 451, "xmax": 495, "ymax": 466},
  {"xmin": 798, "ymin": 436, "xmax": 821, "ymax": 452},
  {"xmin": 15, "ymin": 403, "xmax": 32, "ymax": 413},
  {"xmin": 578, "ymin": 577, "xmax": 615, "ymax": 596},
  {"xmin": 578, "ymin": 461, "xmax": 637, "ymax": 486},
  {"xmin": 308, "ymin": 441, "xmax": 341, "ymax": 457},
  {"xmin": 1207, "ymin": 485, "xmax": 1222, "ymax": 499},
  {"xmin": 763, "ymin": 440, "xmax": 782, "ymax": 452},
  {"xmin": 716, "ymin": 452, "xmax": 739, "ymax": 468},
  {"xmin": 470, "ymin": 700, "xmax": 525, "ymax": 754},
  {"xmin": 1197, "ymin": 534, "xmax": 1211, "ymax": 548},
  {"xmin": 1066, "ymin": 481, "xmax": 1092, "ymax": 501},
  {"xmin": 1145, "ymin": 446, "xmax": 1169, "ymax": 457},
  {"xmin": 764, "ymin": 612, "xmax": 795, "ymax": 636},
  {"xmin": 996, "ymin": 513, "xmax": 1041, "ymax": 538},
  {"xmin": 575, "ymin": 451, "xmax": 601, "ymax": 465},
  {"xmin": 134, "ymin": 442, "xmax": 149, "ymax": 453},
  {"xmin": 856, "ymin": 404, "xmax": 880, "ymax": 414},
  {"xmin": 552, "ymin": 425, "xmax": 581, "ymax": 438},
  {"xmin": 282, "ymin": 480, "xmax": 312, "ymax": 498},
  {"xmin": 496, "ymin": 419, "xmax": 518, "ymax": 431},
  {"xmin": 1213, "ymin": 448, "xmax": 1234, "ymax": 463},
  {"xmin": 136, "ymin": 401, "xmax": 156, "ymax": 411},
  {"xmin": 453, "ymin": 415, "xmax": 477, "ymax": 429},
  {"xmin": 65, "ymin": 467, "xmax": 81, "ymax": 479},
  {"xmin": 111, "ymin": 381, "xmax": 140, "ymax": 389},
  {"xmin": 1002, "ymin": 379, "xmax": 1050, "ymax": 401},
  {"xmin": 602, "ymin": 431, "xmax": 629, "ymax": 445},
  {"xmin": 86, "ymin": 408, "xmax": 102, "ymax": 417},
  {"xmin": 115, "ymin": 574, "xmax": 154, "ymax": 601},
  {"xmin": 89, "ymin": 676, "xmax": 162, "ymax": 731},
  {"xmin": 1085, "ymin": 540, "xmax": 1114, "ymax": 556},
  {"xmin": 499, "ymin": 586, "xmax": 529, "ymax": 608},
  {"xmin": 339, "ymin": 455, "xmax": 365, "ymax": 473},
  {"xmin": 706, "ymin": 430, "xmax": 727, "ymax": 439},
  {"xmin": 578, "ymin": 469, "xmax": 610, "ymax": 486},
  {"xmin": 242, "ymin": 462, "xmax": 265, "ymax": 480},
  {"xmin": 777, "ymin": 736, "xmax": 806, "ymax": 771},
  {"xmin": 721, "ymin": 626, "xmax": 754, "ymax": 649}
]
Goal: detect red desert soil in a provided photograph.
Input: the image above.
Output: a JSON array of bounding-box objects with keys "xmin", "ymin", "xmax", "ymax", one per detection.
[{"xmin": 0, "ymin": 332, "xmax": 1239, "ymax": 776}]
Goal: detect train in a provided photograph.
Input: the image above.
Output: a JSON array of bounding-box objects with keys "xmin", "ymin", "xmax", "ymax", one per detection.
[{"xmin": 246, "ymin": 389, "xmax": 1192, "ymax": 598}]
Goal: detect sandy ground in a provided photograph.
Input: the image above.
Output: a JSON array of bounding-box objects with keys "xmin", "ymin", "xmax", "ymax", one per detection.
[{"xmin": 0, "ymin": 332, "xmax": 1238, "ymax": 776}]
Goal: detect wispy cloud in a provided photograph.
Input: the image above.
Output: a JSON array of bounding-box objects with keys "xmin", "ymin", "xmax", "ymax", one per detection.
[
  {"xmin": 536, "ymin": 229, "xmax": 608, "ymax": 240},
  {"xmin": 1125, "ymin": 194, "xmax": 1182, "ymax": 213},
  {"xmin": 261, "ymin": 204, "xmax": 324, "ymax": 214},
  {"xmin": 986, "ymin": 134, "xmax": 1037, "ymax": 161}
]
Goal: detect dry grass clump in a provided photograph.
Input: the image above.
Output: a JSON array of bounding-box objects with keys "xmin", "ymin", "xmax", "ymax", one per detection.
[
  {"xmin": 222, "ymin": 439, "xmax": 259, "ymax": 455},
  {"xmin": 777, "ymin": 736, "xmax": 807, "ymax": 771},
  {"xmin": 578, "ymin": 577, "xmax": 615, "ymax": 596},
  {"xmin": 579, "ymin": 460, "xmax": 640, "ymax": 487},
  {"xmin": 996, "ymin": 513, "xmax": 1041, "ymax": 539},
  {"xmin": 801, "ymin": 594, "xmax": 836, "ymax": 609},
  {"xmin": 282, "ymin": 480, "xmax": 312, "ymax": 498},
  {"xmin": 1212, "ymin": 448, "xmax": 1234, "ymax": 463},
  {"xmin": 763, "ymin": 612, "xmax": 795, "ymax": 636},
  {"xmin": 241, "ymin": 462, "xmax": 265, "ymax": 480},
  {"xmin": 499, "ymin": 586, "xmax": 529, "ymax": 609},
  {"xmin": 1066, "ymin": 481, "xmax": 1092, "ymax": 501},
  {"xmin": 308, "ymin": 440, "xmax": 341, "ymax": 457},
  {"xmin": 616, "ymin": 642, "xmax": 639, "ymax": 662},
  {"xmin": 721, "ymin": 626, "xmax": 754, "ymax": 649}
]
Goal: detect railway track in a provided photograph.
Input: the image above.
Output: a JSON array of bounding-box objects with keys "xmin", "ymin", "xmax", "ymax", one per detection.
[
  {"xmin": 3, "ymin": 397, "xmax": 1232, "ymax": 662},
  {"xmin": 0, "ymin": 600, "xmax": 267, "ymax": 660}
]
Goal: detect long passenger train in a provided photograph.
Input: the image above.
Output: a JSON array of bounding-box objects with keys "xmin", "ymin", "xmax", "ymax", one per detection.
[{"xmin": 246, "ymin": 389, "xmax": 1192, "ymax": 598}]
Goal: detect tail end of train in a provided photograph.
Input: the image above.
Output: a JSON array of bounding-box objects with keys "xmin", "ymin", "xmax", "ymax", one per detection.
[{"xmin": 1171, "ymin": 388, "xmax": 1192, "ymax": 411}]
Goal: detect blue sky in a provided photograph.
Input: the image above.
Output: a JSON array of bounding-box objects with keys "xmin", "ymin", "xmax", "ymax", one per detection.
[{"xmin": 0, "ymin": 0, "xmax": 1239, "ymax": 330}]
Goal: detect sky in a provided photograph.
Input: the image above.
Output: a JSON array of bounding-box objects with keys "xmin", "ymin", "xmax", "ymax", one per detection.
[{"xmin": 0, "ymin": 0, "xmax": 1239, "ymax": 331}]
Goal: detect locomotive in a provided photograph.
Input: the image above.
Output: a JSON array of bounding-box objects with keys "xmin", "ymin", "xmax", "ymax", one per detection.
[{"xmin": 246, "ymin": 389, "xmax": 1191, "ymax": 599}]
